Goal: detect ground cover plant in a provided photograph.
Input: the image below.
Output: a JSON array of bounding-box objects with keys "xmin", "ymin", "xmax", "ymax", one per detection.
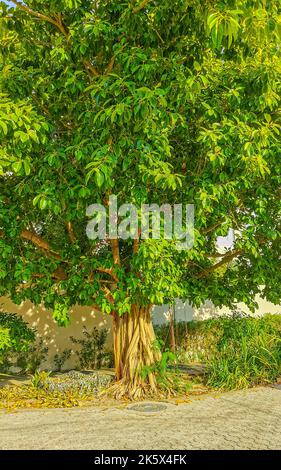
[
  {"xmin": 0, "ymin": 0, "xmax": 280, "ymax": 398},
  {"xmin": 0, "ymin": 369, "xmax": 115, "ymax": 410}
]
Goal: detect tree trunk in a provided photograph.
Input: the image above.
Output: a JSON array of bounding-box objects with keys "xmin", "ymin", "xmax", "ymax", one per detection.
[{"xmin": 111, "ymin": 304, "xmax": 161, "ymax": 399}]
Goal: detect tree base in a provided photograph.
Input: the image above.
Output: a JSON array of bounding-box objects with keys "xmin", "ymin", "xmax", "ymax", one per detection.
[
  {"xmin": 111, "ymin": 305, "xmax": 162, "ymax": 399},
  {"xmin": 103, "ymin": 375, "xmax": 180, "ymax": 401}
]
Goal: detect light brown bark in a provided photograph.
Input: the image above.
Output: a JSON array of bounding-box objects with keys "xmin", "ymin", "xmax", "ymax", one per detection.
[{"xmin": 111, "ymin": 304, "xmax": 161, "ymax": 399}]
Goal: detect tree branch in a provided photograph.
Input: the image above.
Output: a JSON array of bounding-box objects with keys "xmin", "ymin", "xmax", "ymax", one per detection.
[
  {"xmin": 104, "ymin": 56, "xmax": 115, "ymax": 75},
  {"xmin": 82, "ymin": 59, "xmax": 100, "ymax": 78},
  {"xmin": 1, "ymin": 227, "xmax": 120, "ymax": 283},
  {"xmin": 10, "ymin": 0, "xmax": 68, "ymax": 38},
  {"xmin": 11, "ymin": 1, "xmax": 102, "ymax": 78},
  {"xmin": 197, "ymin": 249, "xmax": 243, "ymax": 278},
  {"xmin": 11, "ymin": 2, "xmax": 117, "ymax": 80},
  {"xmin": 65, "ymin": 221, "xmax": 76, "ymax": 244},
  {"xmin": 132, "ymin": 0, "xmax": 151, "ymax": 13},
  {"xmin": 96, "ymin": 267, "xmax": 119, "ymax": 283},
  {"xmin": 111, "ymin": 239, "xmax": 121, "ymax": 266},
  {"xmin": 133, "ymin": 228, "xmax": 141, "ymax": 254},
  {"xmin": 32, "ymin": 266, "xmax": 67, "ymax": 281},
  {"xmin": 20, "ymin": 229, "xmax": 62, "ymax": 260},
  {"xmin": 102, "ymin": 286, "xmax": 115, "ymax": 305},
  {"xmin": 201, "ymin": 221, "xmax": 224, "ymax": 235}
]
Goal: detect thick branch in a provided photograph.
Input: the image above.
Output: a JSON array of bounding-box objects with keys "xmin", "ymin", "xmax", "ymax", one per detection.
[
  {"xmin": 197, "ymin": 249, "xmax": 243, "ymax": 278},
  {"xmin": 96, "ymin": 267, "xmax": 119, "ymax": 283},
  {"xmin": 111, "ymin": 239, "xmax": 121, "ymax": 266},
  {"xmin": 201, "ymin": 221, "xmax": 224, "ymax": 235},
  {"xmin": 11, "ymin": 0, "xmax": 68, "ymax": 37},
  {"xmin": 133, "ymin": 228, "xmax": 141, "ymax": 254},
  {"xmin": 1, "ymin": 227, "xmax": 121, "ymax": 284},
  {"xmin": 65, "ymin": 221, "xmax": 76, "ymax": 244},
  {"xmin": 82, "ymin": 59, "xmax": 100, "ymax": 77},
  {"xmin": 11, "ymin": 2, "xmax": 118, "ymax": 80},
  {"xmin": 11, "ymin": 1, "xmax": 103, "ymax": 78},
  {"xmin": 32, "ymin": 266, "xmax": 67, "ymax": 281},
  {"xmin": 20, "ymin": 229, "xmax": 62, "ymax": 260},
  {"xmin": 102, "ymin": 286, "xmax": 115, "ymax": 305}
]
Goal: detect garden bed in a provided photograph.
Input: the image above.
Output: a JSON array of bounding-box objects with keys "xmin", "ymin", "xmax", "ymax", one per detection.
[
  {"xmin": 0, "ymin": 370, "xmax": 115, "ymax": 411},
  {"xmin": 0, "ymin": 369, "xmax": 209, "ymax": 410},
  {"xmin": 155, "ymin": 313, "xmax": 281, "ymax": 390}
]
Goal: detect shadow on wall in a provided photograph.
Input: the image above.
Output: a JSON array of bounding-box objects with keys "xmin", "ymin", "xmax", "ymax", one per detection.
[{"xmin": 0, "ymin": 297, "xmax": 113, "ymax": 370}]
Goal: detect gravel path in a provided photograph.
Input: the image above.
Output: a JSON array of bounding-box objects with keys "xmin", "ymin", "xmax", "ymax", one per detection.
[{"xmin": 0, "ymin": 387, "xmax": 280, "ymax": 450}]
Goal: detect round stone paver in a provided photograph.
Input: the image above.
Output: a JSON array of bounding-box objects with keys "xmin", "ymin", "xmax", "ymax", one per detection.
[{"xmin": 0, "ymin": 386, "xmax": 280, "ymax": 450}]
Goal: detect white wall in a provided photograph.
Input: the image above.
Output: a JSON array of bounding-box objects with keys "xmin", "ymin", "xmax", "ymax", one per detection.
[
  {"xmin": 152, "ymin": 296, "xmax": 281, "ymax": 325},
  {"xmin": 0, "ymin": 297, "xmax": 112, "ymax": 370}
]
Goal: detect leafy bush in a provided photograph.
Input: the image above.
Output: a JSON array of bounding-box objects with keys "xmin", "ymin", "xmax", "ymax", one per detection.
[
  {"xmin": 0, "ymin": 327, "xmax": 11, "ymax": 352},
  {"xmin": 155, "ymin": 314, "xmax": 281, "ymax": 390},
  {"xmin": 155, "ymin": 318, "xmax": 221, "ymax": 362},
  {"xmin": 141, "ymin": 344, "xmax": 192, "ymax": 394},
  {"xmin": 54, "ymin": 348, "xmax": 72, "ymax": 372},
  {"xmin": 70, "ymin": 326, "xmax": 113, "ymax": 370},
  {"xmin": 206, "ymin": 315, "xmax": 281, "ymax": 390},
  {"xmin": 0, "ymin": 311, "xmax": 36, "ymax": 372},
  {"xmin": 17, "ymin": 338, "xmax": 49, "ymax": 374}
]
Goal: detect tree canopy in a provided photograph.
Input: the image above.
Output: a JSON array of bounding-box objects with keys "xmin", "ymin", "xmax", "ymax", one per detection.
[{"xmin": 0, "ymin": 0, "xmax": 280, "ymax": 322}]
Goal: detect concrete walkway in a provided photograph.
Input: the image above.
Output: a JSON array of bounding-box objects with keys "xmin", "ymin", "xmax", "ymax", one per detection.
[{"xmin": 0, "ymin": 387, "xmax": 280, "ymax": 450}]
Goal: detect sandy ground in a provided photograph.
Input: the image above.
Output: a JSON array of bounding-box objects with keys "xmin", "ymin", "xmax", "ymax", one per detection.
[{"xmin": 0, "ymin": 386, "xmax": 280, "ymax": 450}]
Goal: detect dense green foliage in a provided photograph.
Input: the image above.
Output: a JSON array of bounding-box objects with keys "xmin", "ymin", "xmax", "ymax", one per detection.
[
  {"xmin": 0, "ymin": 1, "xmax": 280, "ymax": 325},
  {"xmin": 207, "ymin": 314, "xmax": 281, "ymax": 389},
  {"xmin": 156, "ymin": 314, "xmax": 281, "ymax": 389},
  {"xmin": 17, "ymin": 337, "xmax": 49, "ymax": 373},
  {"xmin": 0, "ymin": 310, "xmax": 36, "ymax": 370}
]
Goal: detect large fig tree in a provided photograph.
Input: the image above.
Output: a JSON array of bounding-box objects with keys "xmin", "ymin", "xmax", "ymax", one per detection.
[{"xmin": 0, "ymin": 0, "xmax": 280, "ymax": 398}]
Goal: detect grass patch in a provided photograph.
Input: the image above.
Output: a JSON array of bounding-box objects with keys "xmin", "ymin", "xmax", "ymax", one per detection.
[{"xmin": 155, "ymin": 314, "xmax": 281, "ymax": 390}]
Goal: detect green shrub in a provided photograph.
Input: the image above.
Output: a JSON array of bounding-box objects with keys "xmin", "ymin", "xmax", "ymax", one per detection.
[
  {"xmin": 0, "ymin": 327, "xmax": 12, "ymax": 352},
  {"xmin": 155, "ymin": 314, "xmax": 281, "ymax": 390},
  {"xmin": 0, "ymin": 311, "xmax": 36, "ymax": 372},
  {"xmin": 206, "ymin": 315, "xmax": 281, "ymax": 390},
  {"xmin": 155, "ymin": 318, "xmax": 222, "ymax": 362},
  {"xmin": 70, "ymin": 326, "xmax": 113, "ymax": 370},
  {"xmin": 54, "ymin": 348, "xmax": 72, "ymax": 372},
  {"xmin": 17, "ymin": 338, "xmax": 49, "ymax": 374}
]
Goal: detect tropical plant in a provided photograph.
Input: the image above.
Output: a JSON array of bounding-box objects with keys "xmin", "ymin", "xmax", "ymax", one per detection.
[
  {"xmin": 206, "ymin": 314, "xmax": 281, "ymax": 389},
  {"xmin": 157, "ymin": 314, "xmax": 281, "ymax": 389},
  {"xmin": 17, "ymin": 337, "xmax": 49, "ymax": 374},
  {"xmin": 70, "ymin": 326, "xmax": 111, "ymax": 370},
  {"xmin": 0, "ymin": 1, "xmax": 280, "ymax": 398},
  {"xmin": 30, "ymin": 369, "xmax": 50, "ymax": 389},
  {"xmin": 0, "ymin": 310, "xmax": 36, "ymax": 371}
]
